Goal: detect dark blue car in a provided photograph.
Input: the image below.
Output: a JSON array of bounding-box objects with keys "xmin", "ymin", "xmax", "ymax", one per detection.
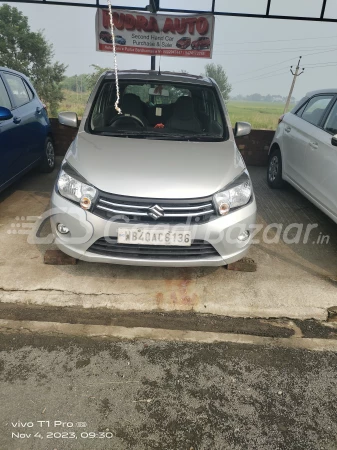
[{"xmin": 0, "ymin": 67, "xmax": 55, "ymax": 192}]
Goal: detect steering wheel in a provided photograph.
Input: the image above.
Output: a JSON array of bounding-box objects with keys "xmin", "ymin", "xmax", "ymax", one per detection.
[{"xmin": 109, "ymin": 114, "xmax": 145, "ymax": 128}]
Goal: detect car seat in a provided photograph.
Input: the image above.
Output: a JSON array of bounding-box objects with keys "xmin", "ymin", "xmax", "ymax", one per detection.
[
  {"xmin": 122, "ymin": 94, "xmax": 148, "ymax": 126},
  {"xmin": 166, "ymin": 97, "xmax": 202, "ymax": 133}
]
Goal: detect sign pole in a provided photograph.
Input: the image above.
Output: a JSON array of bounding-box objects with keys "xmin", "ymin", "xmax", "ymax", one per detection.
[
  {"xmin": 148, "ymin": 1, "xmax": 158, "ymax": 71},
  {"xmin": 151, "ymin": 55, "xmax": 156, "ymax": 71}
]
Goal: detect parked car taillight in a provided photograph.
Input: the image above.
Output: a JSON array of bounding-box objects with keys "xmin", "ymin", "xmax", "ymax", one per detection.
[{"xmin": 278, "ymin": 114, "xmax": 285, "ymax": 124}]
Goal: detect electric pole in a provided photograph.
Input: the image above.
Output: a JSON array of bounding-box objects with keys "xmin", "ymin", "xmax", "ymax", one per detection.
[{"xmin": 283, "ymin": 56, "xmax": 305, "ymax": 113}]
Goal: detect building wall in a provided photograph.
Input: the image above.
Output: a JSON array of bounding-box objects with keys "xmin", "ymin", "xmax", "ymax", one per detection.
[{"xmin": 50, "ymin": 119, "xmax": 275, "ymax": 166}]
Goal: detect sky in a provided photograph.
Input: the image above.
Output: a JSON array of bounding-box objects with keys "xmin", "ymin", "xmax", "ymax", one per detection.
[{"xmin": 6, "ymin": 0, "xmax": 337, "ymax": 100}]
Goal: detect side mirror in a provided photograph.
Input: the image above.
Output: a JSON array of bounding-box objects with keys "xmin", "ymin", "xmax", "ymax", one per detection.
[
  {"xmin": 235, "ymin": 121, "xmax": 251, "ymax": 138},
  {"xmin": 0, "ymin": 106, "xmax": 13, "ymax": 121},
  {"xmin": 58, "ymin": 111, "xmax": 78, "ymax": 128},
  {"xmin": 331, "ymin": 135, "xmax": 337, "ymax": 147}
]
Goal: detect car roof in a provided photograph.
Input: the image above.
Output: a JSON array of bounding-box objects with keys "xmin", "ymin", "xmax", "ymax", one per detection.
[
  {"xmin": 305, "ymin": 88, "xmax": 337, "ymax": 97},
  {"xmin": 104, "ymin": 70, "xmax": 213, "ymax": 86},
  {"xmin": 291, "ymin": 88, "xmax": 337, "ymax": 113},
  {"xmin": 0, "ymin": 66, "xmax": 30, "ymax": 81}
]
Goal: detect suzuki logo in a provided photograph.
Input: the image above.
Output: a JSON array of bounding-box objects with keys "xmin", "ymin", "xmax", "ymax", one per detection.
[{"xmin": 148, "ymin": 205, "xmax": 165, "ymax": 220}]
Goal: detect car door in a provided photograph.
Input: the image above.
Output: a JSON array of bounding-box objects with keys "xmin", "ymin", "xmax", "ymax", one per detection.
[
  {"xmin": 0, "ymin": 73, "xmax": 24, "ymax": 187},
  {"xmin": 282, "ymin": 94, "xmax": 334, "ymax": 192},
  {"xmin": 21, "ymin": 78, "xmax": 49, "ymax": 163},
  {"xmin": 281, "ymin": 111, "xmax": 307, "ymax": 184},
  {"xmin": 2, "ymin": 72, "xmax": 40, "ymax": 168},
  {"xmin": 305, "ymin": 98, "xmax": 337, "ymax": 220}
]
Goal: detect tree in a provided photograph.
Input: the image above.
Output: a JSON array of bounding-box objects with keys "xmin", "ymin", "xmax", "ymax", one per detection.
[
  {"xmin": 204, "ymin": 63, "xmax": 232, "ymax": 102},
  {"xmin": 249, "ymin": 93, "xmax": 264, "ymax": 102},
  {"xmin": 0, "ymin": 4, "xmax": 66, "ymax": 115},
  {"xmin": 86, "ymin": 65, "xmax": 112, "ymax": 92},
  {"xmin": 61, "ymin": 74, "xmax": 90, "ymax": 93}
]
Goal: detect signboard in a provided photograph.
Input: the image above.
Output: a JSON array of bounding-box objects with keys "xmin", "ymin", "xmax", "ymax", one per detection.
[{"xmin": 95, "ymin": 9, "xmax": 215, "ymax": 59}]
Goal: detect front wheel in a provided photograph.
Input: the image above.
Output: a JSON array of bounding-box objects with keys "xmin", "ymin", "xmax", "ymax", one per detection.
[
  {"xmin": 267, "ymin": 148, "xmax": 284, "ymax": 188},
  {"xmin": 39, "ymin": 137, "xmax": 55, "ymax": 173}
]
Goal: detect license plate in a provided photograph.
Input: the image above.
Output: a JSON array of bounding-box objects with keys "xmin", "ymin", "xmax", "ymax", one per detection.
[{"xmin": 117, "ymin": 228, "xmax": 192, "ymax": 247}]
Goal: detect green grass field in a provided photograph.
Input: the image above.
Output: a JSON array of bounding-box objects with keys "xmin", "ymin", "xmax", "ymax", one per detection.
[
  {"xmin": 58, "ymin": 90, "xmax": 90, "ymax": 118},
  {"xmin": 57, "ymin": 91, "xmax": 289, "ymax": 130},
  {"xmin": 226, "ymin": 101, "xmax": 289, "ymax": 130}
]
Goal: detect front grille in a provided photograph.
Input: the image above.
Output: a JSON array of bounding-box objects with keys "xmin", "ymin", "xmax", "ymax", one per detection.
[
  {"xmin": 88, "ymin": 238, "xmax": 220, "ymax": 260},
  {"xmin": 92, "ymin": 192, "xmax": 216, "ymax": 225}
]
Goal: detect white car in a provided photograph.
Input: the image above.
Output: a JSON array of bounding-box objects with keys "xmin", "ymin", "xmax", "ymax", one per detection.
[{"xmin": 267, "ymin": 89, "xmax": 337, "ymax": 224}]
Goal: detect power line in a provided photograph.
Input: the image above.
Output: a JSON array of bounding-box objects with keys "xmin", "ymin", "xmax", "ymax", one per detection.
[
  {"xmin": 300, "ymin": 48, "xmax": 337, "ymax": 58},
  {"xmin": 305, "ymin": 61, "xmax": 337, "ymax": 66},
  {"xmin": 235, "ymin": 57, "xmax": 297, "ymax": 76},
  {"xmin": 232, "ymin": 70, "xmax": 290, "ymax": 85},
  {"xmin": 213, "ymin": 45, "xmax": 337, "ymax": 56},
  {"xmin": 213, "ymin": 34, "xmax": 337, "ymax": 46},
  {"xmin": 234, "ymin": 67, "xmax": 289, "ymax": 84},
  {"xmin": 232, "ymin": 64, "xmax": 337, "ymax": 87},
  {"xmin": 233, "ymin": 48, "xmax": 337, "ymax": 77},
  {"xmin": 232, "ymin": 58, "xmax": 337, "ymax": 86},
  {"xmin": 306, "ymin": 64, "xmax": 337, "ymax": 69}
]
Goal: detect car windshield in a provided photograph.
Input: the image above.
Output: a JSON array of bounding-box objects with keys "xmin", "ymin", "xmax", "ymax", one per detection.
[{"xmin": 89, "ymin": 80, "xmax": 227, "ymax": 142}]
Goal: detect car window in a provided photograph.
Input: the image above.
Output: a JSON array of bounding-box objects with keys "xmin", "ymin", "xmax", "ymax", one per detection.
[
  {"xmin": 301, "ymin": 95, "xmax": 334, "ymax": 127},
  {"xmin": 3, "ymin": 73, "xmax": 30, "ymax": 107},
  {"xmin": 0, "ymin": 77, "xmax": 11, "ymax": 110},
  {"xmin": 123, "ymin": 84, "xmax": 191, "ymax": 106},
  {"xmin": 24, "ymin": 81, "xmax": 34, "ymax": 101},
  {"xmin": 324, "ymin": 100, "xmax": 337, "ymax": 136},
  {"xmin": 295, "ymin": 102, "xmax": 307, "ymax": 117},
  {"xmin": 89, "ymin": 80, "xmax": 226, "ymax": 142}
]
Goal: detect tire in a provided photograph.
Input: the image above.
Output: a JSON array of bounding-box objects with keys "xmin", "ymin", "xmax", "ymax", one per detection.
[
  {"xmin": 39, "ymin": 137, "xmax": 55, "ymax": 173},
  {"xmin": 267, "ymin": 147, "xmax": 284, "ymax": 188}
]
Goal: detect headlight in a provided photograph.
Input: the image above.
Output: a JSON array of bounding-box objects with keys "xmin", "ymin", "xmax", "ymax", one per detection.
[
  {"xmin": 213, "ymin": 171, "xmax": 252, "ymax": 216},
  {"xmin": 57, "ymin": 169, "xmax": 97, "ymax": 210}
]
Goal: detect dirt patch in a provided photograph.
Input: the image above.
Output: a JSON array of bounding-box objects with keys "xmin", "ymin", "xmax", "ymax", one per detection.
[{"xmin": 0, "ymin": 302, "xmax": 330, "ymax": 339}]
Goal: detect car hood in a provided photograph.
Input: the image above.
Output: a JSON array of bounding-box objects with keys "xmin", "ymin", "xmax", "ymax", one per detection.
[{"xmin": 65, "ymin": 132, "xmax": 244, "ymax": 199}]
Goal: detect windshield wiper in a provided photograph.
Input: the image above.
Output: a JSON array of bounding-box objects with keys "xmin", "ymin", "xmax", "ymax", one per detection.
[
  {"xmin": 96, "ymin": 131, "xmax": 223, "ymax": 141},
  {"xmin": 189, "ymin": 134, "xmax": 224, "ymax": 142},
  {"xmin": 151, "ymin": 134, "xmax": 223, "ymax": 142},
  {"xmin": 97, "ymin": 131, "xmax": 152, "ymax": 139}
]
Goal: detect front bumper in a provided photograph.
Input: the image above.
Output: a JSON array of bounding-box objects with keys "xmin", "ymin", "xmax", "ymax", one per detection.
[{"xmin": 50, "ymin": 191, "xmax": 257, "ymax": 267}]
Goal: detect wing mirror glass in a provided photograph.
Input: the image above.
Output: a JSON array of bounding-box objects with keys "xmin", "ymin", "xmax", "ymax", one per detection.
[
  {"xmin": 235, "ymin": 121, "xmax": 251, "ymax": 138},
  {"xmin": 331, "ymin": 134, "xmax": 337, "ymax": 147},
  {"xmin": 58, "ymin": 111, "xmax": 78, "ymax": 128},
  {"xmin": 0, "ymin": 106, "xmax": 13, "ymax": 121}
]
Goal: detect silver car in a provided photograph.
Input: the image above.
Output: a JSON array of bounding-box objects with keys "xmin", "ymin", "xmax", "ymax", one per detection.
[
  {"xmin": 51, "ymin": 71, "xmax": 257, "ymax": 267},
  {"xmin": 268, "ymin": 89, "xmax": 337, "ymax": 224}
]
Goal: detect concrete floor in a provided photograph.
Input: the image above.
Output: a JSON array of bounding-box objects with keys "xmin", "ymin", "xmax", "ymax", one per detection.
[{"xmin": 0, "ymin": 162, "xmax": 336, "ymax": 320}]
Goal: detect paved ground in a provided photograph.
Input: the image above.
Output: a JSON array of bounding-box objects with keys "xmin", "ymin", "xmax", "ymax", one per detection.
[
  {"xmin": 251, "ymin": 166, "xmax": 337, "ymax": 277},
  {"xmin": 0, "ymin": 327, "xmax": 336, "ymax": 450},
  {"xmin": 0, "ymin": 162, "xmax": 336, "ymax": 319}
]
